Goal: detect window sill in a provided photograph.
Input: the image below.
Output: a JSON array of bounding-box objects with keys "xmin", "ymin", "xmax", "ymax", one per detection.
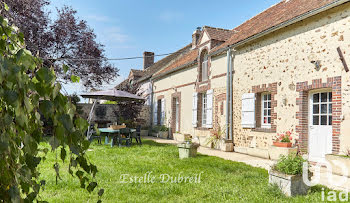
[{"xmin": 252, "ymin": 127, "xmax": 276, "ymax": 133}]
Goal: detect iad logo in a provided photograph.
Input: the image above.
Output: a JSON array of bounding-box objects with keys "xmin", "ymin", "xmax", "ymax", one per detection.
[{"xmin": 302, "ymin": 160, "xmax": 348, "ymax": 187}]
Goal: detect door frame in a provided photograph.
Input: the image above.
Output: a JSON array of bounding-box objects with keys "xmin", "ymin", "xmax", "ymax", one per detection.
[
  {"xmin": 308, "ymin": 88, "xmax": 332, "ymax": 161},
  {"xmin": 171, "ymin": 92, "xmax": 181, "ymax": 133}
]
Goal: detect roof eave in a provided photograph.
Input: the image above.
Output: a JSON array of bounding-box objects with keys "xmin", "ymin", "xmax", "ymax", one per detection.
[{"xmin": 209, "ymin": 0, "xmax": 350, "ymax": 57}]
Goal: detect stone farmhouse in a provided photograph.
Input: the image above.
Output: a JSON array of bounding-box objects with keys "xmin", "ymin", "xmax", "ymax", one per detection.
[{"xmin": 118, "ymin": 0, "xmax": 350, "ymax": 162}]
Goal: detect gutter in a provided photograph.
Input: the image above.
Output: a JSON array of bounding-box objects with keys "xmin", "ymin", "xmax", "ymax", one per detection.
[
  {"xmin": 151, "ymin": 60, "xmax": 198, "ymax": 81},
  {"xmin": 210, "ymin": 0, "xmax": 350, "ymax": 57}
]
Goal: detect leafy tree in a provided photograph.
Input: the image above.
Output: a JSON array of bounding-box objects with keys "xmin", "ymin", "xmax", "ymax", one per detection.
[
  {"xmin": 0, "ymin": 5, "xmax": 102, "ymax": 202},
  {"xmin": 1, "ymin": 0, "xmax": 118, "ymax": 88},
  {"xmin": 116, "ymin": 82, "xmax": 145, "ymax": 125}
]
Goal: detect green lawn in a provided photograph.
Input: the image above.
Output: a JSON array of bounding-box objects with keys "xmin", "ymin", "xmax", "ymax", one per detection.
[{"xmin": 38, "ymin": 139, "xmax": 332, "ymax": 202}]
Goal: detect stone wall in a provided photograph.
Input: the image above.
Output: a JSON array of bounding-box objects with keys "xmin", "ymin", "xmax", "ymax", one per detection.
[
  {"xmin": 231, "ymin": 2, "xmax": 350, "ymax": 152},
  {"xmin": 78, "ymin": 103, "xmax": 151, "ymax": 127}
]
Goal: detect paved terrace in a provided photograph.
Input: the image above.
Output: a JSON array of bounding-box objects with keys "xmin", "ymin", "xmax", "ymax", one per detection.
[{"xmin": 144, "ymin": 136, "xmax": 350, "ymax": 192}]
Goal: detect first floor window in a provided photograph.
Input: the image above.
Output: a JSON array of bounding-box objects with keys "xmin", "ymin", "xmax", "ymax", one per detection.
[
  {"xmin": 202, "ymin": 93, "xmax": 207, "ymax": 126},
  {"xmin": 261, "ymin": 93, "xmax": 271, "ymax": 128}
]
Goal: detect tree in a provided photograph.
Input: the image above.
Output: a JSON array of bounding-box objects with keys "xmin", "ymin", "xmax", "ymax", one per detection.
[
  {"xmin": 0, "ymin": 5, "xmax": 102, "ymax": 202},
  {"xmin": 1, "ymin": 0, "xmax": 118, "ymax": 88},
  {"xmin": 116, "ymin": 82, "xmax": 145, "ymax": 125}
]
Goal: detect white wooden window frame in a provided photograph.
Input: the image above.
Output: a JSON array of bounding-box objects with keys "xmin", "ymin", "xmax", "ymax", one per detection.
[{"xmin": 261, "ymin": 92, "xmax": 271, "ymax": 128}]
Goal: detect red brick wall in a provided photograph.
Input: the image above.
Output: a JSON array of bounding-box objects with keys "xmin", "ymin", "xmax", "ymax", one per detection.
[{"xmin": 296, "ymin": 76, "xmax": 341, "ymax": 154}]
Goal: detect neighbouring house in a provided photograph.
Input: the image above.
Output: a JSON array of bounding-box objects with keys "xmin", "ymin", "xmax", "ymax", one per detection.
[
  {"xmin": 150, "ymin": 0, "xmax": 350, "ymax": 162},
  {"xmin": 151, "ymin": 26, "xmax": 234, "ymax": 141},
  {"xmin": 115, "ymin": 45, "xmax": 192, "ymax": 126}
]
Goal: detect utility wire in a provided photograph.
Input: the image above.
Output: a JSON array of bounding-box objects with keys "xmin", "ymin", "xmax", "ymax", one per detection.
[{"xmin": 44, "ymin": 52, "xmax": 178, "ymax": 61}]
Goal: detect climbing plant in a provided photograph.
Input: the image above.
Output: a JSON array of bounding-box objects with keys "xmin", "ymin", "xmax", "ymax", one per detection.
[{"xmin": 0, "ymin": 4, "xmax": 102, "ymax": 202}]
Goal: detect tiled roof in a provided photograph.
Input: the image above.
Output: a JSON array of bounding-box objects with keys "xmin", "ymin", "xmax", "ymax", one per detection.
[
  {"xmin": 153, "ymin": 49, "xmax": 198, "ymax": 78},
  {"xmin": 203, "ymin": 26, "xmax": 234, "ymax": 42},
  {"xmin": 211, "ymin": 0, "xmax": 337, "ymax": 53},
  {"xmin": 136, "ymin": 44, "xmax": 192, "ymax": 83},
  {"xmin": 130, "ymin": 69, "xmax": 144, "ymax": 77}
]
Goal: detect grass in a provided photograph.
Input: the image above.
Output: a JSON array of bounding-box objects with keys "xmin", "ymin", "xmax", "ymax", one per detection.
[{"xmin": 38, "ymin": 139, "xmax": 335, "ymax": 202}]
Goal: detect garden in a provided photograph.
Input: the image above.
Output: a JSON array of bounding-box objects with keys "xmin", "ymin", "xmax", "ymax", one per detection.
[{"xmin": 37, "ymin": 139, "xmax": 334, "ymax": 202}]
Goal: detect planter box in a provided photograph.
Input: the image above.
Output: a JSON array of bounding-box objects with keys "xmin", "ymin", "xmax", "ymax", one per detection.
[
  {"xmin": 151, "ymin": 132, "xmax": 158, "ymax": 137},
  {"xmin": 217, "ymin": 139, "xmax": 234, "ymax": 152},
  {"xmin": 325, "ymin": 154, "xmax": 350, "ymax": 177},
  {"xmin": 140, "ymin": 130, "xmax": 149, "ymax": 137},
  {"xmin": 273, "ymin": 142, "xmax": 292, "ymax": 148},
  {"xmin": 159, "ymin": 131, "xmax": 168, "ymax": 139},
  {"xmin": 268, "ymin": 146, "xmax": 298, "ymax": 160},
  {"xmin": 198, "ymin": 136, "xmax": 212, "ymax": 148},
  {"xmin": 234, "ymin": 146, "xmax": 248, "ymax": 154},
  {"xmin": 247, "ymin": 147, "xmax": 270, "ymax": 159},
  {"xmin": 269, "ymin": 170, "xmax": 309, "ymax": 196},
  {"xmin": 178, "ymin": 143, "xmax": 200, "ymax": 159}
]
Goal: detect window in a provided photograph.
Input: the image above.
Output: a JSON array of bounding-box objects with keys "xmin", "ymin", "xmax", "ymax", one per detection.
[
  {"xmin": 261, "ymin": 93, "xmax": 271, "ymax": 128},
  {"xmin": 312, "ymin": 92, "xmax": 332, "ymax": 126},
  {"xmin": 202, "ymin": 93, "xmax": 207, "ymax": 126},
  {"xmin": 200, "ymin": 51, "xmax": 208, "ymax": 82}
]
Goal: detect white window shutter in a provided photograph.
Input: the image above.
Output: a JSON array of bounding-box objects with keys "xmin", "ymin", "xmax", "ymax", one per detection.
[
  {"xmin": 241, "ymin": 93, "xmax": 256, "ymax": 128},
  {"xmin": 192, "ymin": 93, "xmax": 198, "ymax": 127},
  {"xmin": 206, "ymin": 89, "xmax": 213, "ymax": 128},
  {"xmin": 161, "ymin": 98, "xmax": 165, "ymax": 125},
  {"xmin": 153, "ymin": 101, "xmax": 157, "ymax": 125}
]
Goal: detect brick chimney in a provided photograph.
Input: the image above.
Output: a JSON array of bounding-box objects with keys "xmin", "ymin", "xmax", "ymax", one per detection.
[
  {"xmin": 192, "ymin": 27, "xmax": 201, "ymax": 49},
  {"xmin": 143, "ymin": 51, "xmax": 154, "ymax": 70}
]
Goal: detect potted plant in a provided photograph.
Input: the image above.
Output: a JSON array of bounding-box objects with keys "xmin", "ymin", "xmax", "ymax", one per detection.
[
  {"xmin": 177, "ymin": 140, "xmax": 200, "ymax": 159},
  {"xmin": 140, "ymin": 126, "xmax": 149, "ymax": 136},
  {"xmin": 269, "ymin": 154, "xmax": 310, "ymax": 196},
  {"xmin": 273, "ymin": 131, "xmax": 293, "ymax": 148},
  {"xmin": 159, "ymin": 125, "xmax": 168, "ymax": 139}
]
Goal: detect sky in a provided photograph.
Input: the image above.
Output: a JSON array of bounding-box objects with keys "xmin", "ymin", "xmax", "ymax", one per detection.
[{"xmin": 47, "ymin": 0, "xmax": 280, "ymax": 100}]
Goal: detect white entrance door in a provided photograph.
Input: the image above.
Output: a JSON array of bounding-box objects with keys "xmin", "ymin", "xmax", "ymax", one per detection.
[
  {"xmin": 309, "ymin": 91, "xmax": 333, "ymax": 163},
  {"xmin": 175, "ymin": 98, "xmax": 179, "ymax": 132}
]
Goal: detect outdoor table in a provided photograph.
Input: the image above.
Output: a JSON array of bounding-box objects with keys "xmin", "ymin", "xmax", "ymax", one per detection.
[{"xmin": 98, "ymin": 128, "xmax": 136, "ymax": 147}]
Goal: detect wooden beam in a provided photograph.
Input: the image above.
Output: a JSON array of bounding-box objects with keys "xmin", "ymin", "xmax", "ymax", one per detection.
[{"xmin": 337, "ymin": 47, "xmax": 349, "ymax": 72}]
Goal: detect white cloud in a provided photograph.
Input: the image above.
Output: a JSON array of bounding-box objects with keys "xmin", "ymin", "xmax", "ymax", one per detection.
[{"xmin": 159, "ymin": 10, "xmax": 184, "ymax": 22}]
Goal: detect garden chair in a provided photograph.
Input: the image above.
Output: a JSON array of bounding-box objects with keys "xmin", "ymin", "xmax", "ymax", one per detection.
[
  {"xmin": 116, "ymin": 128, "xmax": 131, "ymax": 147},
  {"xmin": 130, "ymin": 125, "xmax": 142, "ymax": 145},
  {"xmin": 88, "ymin": 124, "xmax": 102, "ymax": 144}
]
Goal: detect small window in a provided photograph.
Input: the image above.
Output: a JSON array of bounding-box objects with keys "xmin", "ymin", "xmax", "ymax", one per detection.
[
  {"xmin": 261, "ymin": 93, "xmax": 271, "ymax": 128},
  {"xmin": 200, "ymin": 51, "xmax": 208, "ymax": 82},
  {"xmin": 202, "ymin": 93, "xmax": 207, "ymax": 126}
]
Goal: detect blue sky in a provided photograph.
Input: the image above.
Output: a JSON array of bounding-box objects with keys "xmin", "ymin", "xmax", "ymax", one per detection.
[{"xmin": 47, "ymin": 0, "xmax": 280, "ymax": 97}]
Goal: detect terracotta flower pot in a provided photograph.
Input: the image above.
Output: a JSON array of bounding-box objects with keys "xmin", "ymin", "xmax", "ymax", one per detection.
[{"xmin": 273, "ymin": 142, "xmax": 292, "ymax": 148}]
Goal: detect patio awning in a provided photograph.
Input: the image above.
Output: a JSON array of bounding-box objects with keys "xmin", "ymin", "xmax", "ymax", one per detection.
[{"xmin": 81, "ymin": 88, "xmax": 144, "ymax": 102}]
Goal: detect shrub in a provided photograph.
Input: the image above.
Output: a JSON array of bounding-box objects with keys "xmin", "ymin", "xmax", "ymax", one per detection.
[{"xmin": 273, "ymin": 154, "xmax": 305, "ymax": 175}]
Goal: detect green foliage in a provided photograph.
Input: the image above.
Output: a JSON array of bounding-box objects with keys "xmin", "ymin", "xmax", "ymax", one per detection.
[
  {"xmin": 103, "ymin": 100, "xmax": 117, "ymax": 104},
  {"xmin": 152, "ymin": 125, "xmax": 168, "ymax": 132},
  {"xmin": 273, "ymin": 154, "xmax": 305, "ymax": 175},
  {"xmin": 0, "ymin": 13, "xmax": 102, "ymax": 202}
]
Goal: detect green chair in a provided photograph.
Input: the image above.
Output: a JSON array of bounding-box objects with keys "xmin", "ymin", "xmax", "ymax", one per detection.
[{"xmin": 130, "ymin": 125, "xmax": 142, "ymax": 145}]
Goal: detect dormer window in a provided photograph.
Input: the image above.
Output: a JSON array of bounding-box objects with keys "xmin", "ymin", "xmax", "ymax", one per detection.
[{"xmin": 200, "ymin": 50, "xmax": 208, "ymax": 82}]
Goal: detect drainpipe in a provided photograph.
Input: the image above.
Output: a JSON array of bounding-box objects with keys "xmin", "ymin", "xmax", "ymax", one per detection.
[
  {"xmin": 149, "ymin": 79, "xmax": 154, "ymax": 128},
  {"xmin": 229, "ymin": 49, "xmax": 236, "ymax": 141},
  {"xmin": 226, "ymin": 48, "xmax": 231, "ymax": 140}
]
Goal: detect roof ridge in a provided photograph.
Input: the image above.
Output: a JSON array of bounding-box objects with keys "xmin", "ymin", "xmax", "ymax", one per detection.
[{"xmin": 203, "ymin": 25, "xmax": 232, "ymax": 32}]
